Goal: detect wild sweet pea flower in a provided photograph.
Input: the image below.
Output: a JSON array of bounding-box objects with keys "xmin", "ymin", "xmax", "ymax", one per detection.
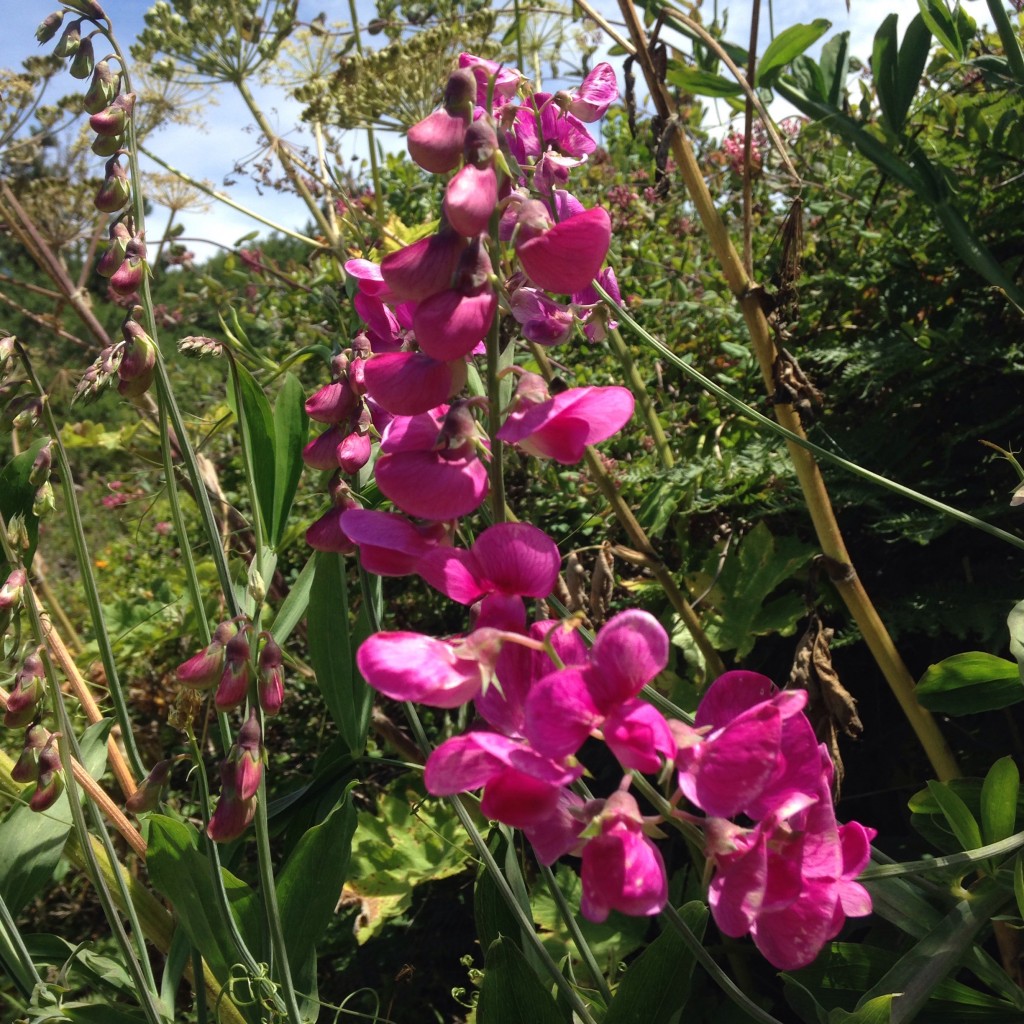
[
  {"xmin": 509, "ymin": 94, "xmax": 597, "ymax": 162},
  {"xmin": 566, "ymin": 63, "xmax": 618, "ymax": 122},
  {"xmin": 523, "ymin": 787, "xmax": 587, "ymax": 865},
  {"xmin": 580, "ymin": 789, "xmax": 668, "ymax": 922},
  {"xmin": 407, "ymin": 68, "xmax": 475, "ymax": 173},
  {"xmin": 374, "ymin": 403, "xmax": 489, "ymax": 520},
  {"xmin": 305, "ymin": 478, "xmax": 361, "ymax": 553},
  {"xmin": 425, "ymin": 729, "xmax": 581, "ymax": 828},
  {"xmin": 509, "ymin": 285, "xmax": 575, "ymax": 345},
  {"xmin": 514, "ymin": 199, "xmax": 611, "ymax": 294},
  {"xmin": 573, "ymin": 267, "xmax": 621, "ymax": 342},
  {"xmin": 498, "ymin": 372, "xmax": 635, "ymax": 464},
  {"xmin": 380, "ymin": 222, "xmax": 466, "ymax": 302},
  {"xmin": 341, "ymin": 508, "xmax": 450, "ymax": 576},
  {"xmin": 362, "ymin": 350, "xmax": 466, "ymax": 417},
  {"xmin": 524, "ymin": 610, "xmax": 675, "ymax": 772},
  {"xmin": 443, "ymin": 120, "xmax": 499, "ymax": 237},
  {"xmin": 675, "ymin": 670, "xmax": 823, "ymax": 819},
  {"xmin": 458, "ymin": 52, "xmax": 524, "ymax": 108}
]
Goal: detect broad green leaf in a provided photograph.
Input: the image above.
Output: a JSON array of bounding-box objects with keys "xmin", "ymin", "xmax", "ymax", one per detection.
[
  {"xmin": 475, "ymin": 832, "xmax": 522, "ymax": 956},
  {"xmin": 230, "ymin": 361, "xmax": 277, "ymax": 541},
  {"xmin": 307, "ymin": 551, "xmax": 370, "ymax": 755},
  {"xmin": 926, "ymin": 780, "xmax": 983, "ymax": 853},
  {"xmin": 893, "ymin": 15, "xmax": 932, "ymax": 133},
  {"xmin": 788, "ymin": 54, "xmax": 828, "ymax": 103},
  {"xmin": 666, "ymin": 65, "xmax": 743, "ymax": 98},
  {"xmin": 270, "ymin": 372, "xmax": 308, "ymax": 547},
  {"xmin": 476, "ymin": 937, "xmax": 565, "ymax": 1024},
  {"xmin": 830, "ymin": 995, "xmax": 894, "ymax": 1023},
  {"xmin": 872, "ymin": 14, "xmax": 901, "ymax": 134},
  {"xmin": 917, "ymin": 0, "xmax": 970, "ymax": 60},
  {"xmin": 0, "ymin": 436, "xmax": 50, "ymax": 565},
  {"xmin": 915, "ymin": 653, "xmax": 1023, "ymax": 714},
  {"xmin": 602, "ymin": 902, "xmax": 708, "ymax": 1024},
  {"xmin": 54, "ymin": 1005, "xmax": 149, "ymax": 1024},
  {"xmin": 757, "ymin": 20, "xmax": 831, "ymax": 87},
  {"xmin": 820, "ymin": 31, "xmax": 851, "ymax": 107},
  {"xmin": 980, "ymin": 756, "xmax": 1019, "ymax": 847},
  {"xmin": 146, "ymin": 815, "xmax": 256, "ymax": 985}
]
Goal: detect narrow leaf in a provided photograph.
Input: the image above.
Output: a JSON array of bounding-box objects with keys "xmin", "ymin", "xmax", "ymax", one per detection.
[
  {"xmin": 925, "ymin": 780, "xmax": 983, "ymax": 853},
  {"xmin": 603, "ymin": 902, "xmax": 708, "ymax": 1024},
  {"xmin": 231, "ymin": 362, "xmax": 277, "ymax": 540},
  {"xmin": 476, "ymin": 936, "xmax": 565, "ymax": 1024},
  {"xmin": 893, "ymin": 15, "xmax": 932, "ymax": 132},
  {"xmin": 269, "ymin": 552, "xmax": 315, "ymax": 645},
  {"xmin": 666, "ymin": 65, "xmax": 743, "ymax": 97},
  {"xmin": 0, "ymin": 436, "xmax": 50, "ymax": 564},
  {"xmin": 872, "ymin": 14, "xmax": 901, "ymax": 134},
  {"xmin": 916, "ymin": 652, "xmax": 1023, "ymax": 714},
  {"xmin": 820, "ymin": 31, "xmax": 851, "ymax": 107},
  {"xmin": 980, "ymin": 756, "xmax": 1020, "ymax": 847},
  {"xmin": 917, "ymin": 0, "xmax": 965, "ymax": 60},
  {"xmin": 270, "ymin": 372, "xmax": 308, "ymax": 546},
  {"xmin": 757, "ymin": 20, "xmax": 832, "ymax": 87}
]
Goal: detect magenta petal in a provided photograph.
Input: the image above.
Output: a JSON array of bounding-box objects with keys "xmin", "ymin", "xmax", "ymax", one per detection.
[
  {"xmin": 695, "ymin": 670, "xmax": 779, "ymax": 729},
  {"xmin": 341, "ymin": 508, "xmax": 448, "ymax": 576},
  {"xmin": 408, "ymin": 108, "xmax": 468, "ymax": 173},
  {"xmin": 337, "ymin": 432, "xmax": 371, "ymax": 473},
  {"xmin": 603, "ymin": 699, "xmax": 676, "ymax": 773},
  {"xmin": 581, "ymin": 826, "xmax": 667, "ymax": 923},
  {"xmin": 471, "ymin": 523, "xmax": 561, "ymax": 598},
  {"xmin": 750, "ymin": 885, "xmax": 838, "ymax": 970},
  {"xmin": 424, "ymin": 732, "xmax": 510, "ymax": 793},
  {"xmin": 302, "ymin": 424, "xmax": 345, "ymax": 471},
  {"xmin": 516, "ymin": 206, "xmax": 611, "ymax": 294},
  {"xmin": 345, "ymin": 258, "xmax": 394, "ymax": 300},
  {"xmin": 381, "ymin": 231, "xmax": 465, "ymax": 301},
  {"xmin": 375, "ymin": 447, "xmax": 489, "ymax": 520},
  {"xmin": 524, "ymin": 667, "xmax": 600, "ymax": 759},
  {"xmin": 418, "ymin": 547, "xmax": 484, "ymax": 603},
  {"xmin": 363, "ymin": 352, "xmax": 454, "ymax": 415},
  {"xmin": 414, "ymin": 287, "xmax": 497, "ymax": 362},
  {"xmin": 481, "ymin": 767, "xmax": 563, "ymax": 828},
  {"xmin": 570, "ymin": 63, "xmax": 618, "ymax": 122},
  {"xmin": 357, "ymin": 632, "xmax": 482, "ymax": 707},
  {"xmin": 305, "ymin": 380, "xmax": 356, "ymax": 423},
  {"xmin": 305, "ymin": 507, "xmax": 355, "ymax": 553},
  {"xmin": 588, "ymin": 610, "xmax": 669, "ymax": 707},
  {"xmin": 523, "ymin": 789, "xmax": 586, "ymax": 865},
  {"xmin": 444, "ymin": 164, "xmax": 498, "ymax": 236}
]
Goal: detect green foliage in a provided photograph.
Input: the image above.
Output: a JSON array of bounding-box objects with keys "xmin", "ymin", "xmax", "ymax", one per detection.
[{"xmin": 915, "ymin": 653, "xmax": 1023, "ymax": 714}]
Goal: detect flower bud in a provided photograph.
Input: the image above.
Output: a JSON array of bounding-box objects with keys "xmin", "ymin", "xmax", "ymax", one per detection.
[
  {"xmin": 63, "ymin": 0, "xmax": 106, "ymax": 18},
  {"xmin": 125, "ymin": 758, "xmax": 173, "ymax": 815},
  {"xmin": 95, "ymin": 158, "xmax": 130, "ymax": 213},
  {"xmin": 6, "ymin": 395, "xmax": 43, "ymax": 430},
  {"xmin": 11, "ymin": 724, "xmax": 49, "ymax": 784},
  {"xmin": 96, "ymin": 222, "xmax": 131, "ymax": 278},
  {"xmin": 90, "ymin": 92, "xmax": 135, "ymax": 137},
  {"xmin": 176, "ymin": 619, "xmax": 238, "ymax": 689},
  {"xmin": 5, "ymin": 652, "xmax": 45, "ymax": 729},
  {"xmin": 178, "ymin": 335, "xmax": 223, "ymax": 358},
  {"xmin": 336, "ymin": 430, "xmax": 371, "ymax": 474},
  {"xmin": 0, "ymin": 334, "xmax": 15, "ymax": 371},
  {"xmin": 207, "ymin": 758, "xmax": 256, "ymax": 843},
  {"xmin": 215, "ymin": 628, "xmax": 253, "ymax": 711},
  {"xmin": 232, "ymin": 710, "xmax": 263, "ymax": 800},
  {"xmin": 84, "ymin": 60, "xmax": 119, "ymax": 114},
  {"xmin": 35, "ymin": 11, "xmax": 65, "ymax": 45},
  {"xmin": 257, "ymin": 633, "xmax": 284, "ymax": 715},
  {"xmin": 32, "ymin": 481, "xmax": 55, "ymax": 519},
  {"xmin": 91, "ymin": 132, "xmax": 124, "ymax": 157},
  {"xmin": 52, "ymin": 20, "xmax": 82, "ymax": 58},
  {"xmin": 69, "ymin": 35, "xmax": 95, "ymax": 79},
  {"xmin": 30, "ymin": 770, "xmax": 64, "ymax": 812},
  {"xmin": 117, "ymin": 323, "xmax": 157, "ymax": 396},
  {"xmin": 29, "ymin": 444, "xmax": 52, "ymax": 487},
  {"xmin": 0, "ymin": 568, "xmax": 27, "ymax": 609}
]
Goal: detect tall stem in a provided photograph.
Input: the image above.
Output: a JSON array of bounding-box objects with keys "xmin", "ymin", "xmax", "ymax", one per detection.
[
  {"xmin": 614, "ymin": 0, "xmax": 959, "ymax": 781},
  {"xmin": 345, "ymin": 0, "xmax": 384, "ymax": 222}
]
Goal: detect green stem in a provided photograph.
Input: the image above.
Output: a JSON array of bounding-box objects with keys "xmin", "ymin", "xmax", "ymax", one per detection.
[
  {"xmin": 986, "ymin": 0, "xmax": 1024, "ymax": 83},
  {"xmin": 14, "ymin": 344, "xmax": 146, "ymax": 780},
  {"xmin": 538, "ymin": 863, "xmax": 612, "ymax": 1003},
  {"xmin": 345, "ymin": 0, "xmax": 384, "ymax": 228},
  {"xmin": 606, "ymin": 325, "xmax": 674, "ymax": 470},
  {"xmin": 0, "ymin": 890, "xmax": 44, "ymax": 998}
]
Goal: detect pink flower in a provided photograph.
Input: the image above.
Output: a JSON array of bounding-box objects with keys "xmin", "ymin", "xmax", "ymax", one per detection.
[
  {"xmin": 380, "ymin": 226, "xmax": 466, "ymax": 302},
  {"xmin": 580, "ymin": 790, "xmax": 668, "ymax": 922},
  {"xmin": 515, "ymin": 201, "xmax": 611, "ymax": 294},
  {"xmin": 498, "ymin": 374, "xmax": 634, "ymax": 464},
  {"xmin": 424, "ymin": 729, "xmax": 581, "ymax": 828},
  {"xmin": 509, "ymin": 96, "xmax": 596, "ymax": 161},
  {"xmin": 176, "ymin": 621, "xmax": 238, "ymax": 689},
  {"xmin": 407, "ymin": 68, "xmax": 475, "ymax": 173},
  {"xmin": 458, "ymin": 53, "xmax": 523, "ymax": 108},
  {"xmin": 357, "ymin": 631, "xmax": 486, "ymax": 707},
  {"xmin": 509, "ymin": 286, "xmax": 574, "ymax": 346},
  {"xmin": 523, "ymin": 788, "xmax": 587, "ymax": 865},
  {"xmin": 374, "ymin": 404, "xmax": 489, "ymax": 520},
  {"xmin": 568, "ymin": 63, "xmax": 618, "ymax": 122},
  {"xmin": 573, "ymin": 267, "xmax": 621, "ymax": 342},
  {"xmin": 341, "ymin": 509, "xmax": 450, "ymax": 576},
  {"xmin": 305, "ymin": 481, "xmax": 361, "ymax": 553},
  {"xmin": 363, "ymin": 351, "xmax": 463, "ymax": 417}
]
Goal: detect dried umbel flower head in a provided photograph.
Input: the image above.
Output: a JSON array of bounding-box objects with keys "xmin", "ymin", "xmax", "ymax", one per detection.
[{"xmin": 178, "ymin": 335, "xmax": 223, "ymax": 358}]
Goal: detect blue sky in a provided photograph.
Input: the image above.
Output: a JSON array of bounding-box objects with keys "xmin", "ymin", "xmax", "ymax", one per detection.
[{"xmin": 3, "ymin": 1, "xmax": 926, "ymax": 258}]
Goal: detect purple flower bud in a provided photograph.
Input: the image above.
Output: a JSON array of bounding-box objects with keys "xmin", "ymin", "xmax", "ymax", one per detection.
[
  {"xmin": 11, "ymin": 724, "xmax": 49, "ymax": 783},
  {"xmin": 94, "ymin": 158, "xmax": 130, "ymax": 213},
  {"xmin": 337, "ymin": 431, "xmax": 371, "ymax": 474},
  {"xmin": 233, "ymin": 710, "xmax": 263, "ymax": 799},
  {"xmin": 109, "ymin": 256, "xmax": 145, "ymax": 296},
  {"xmin": 63, "ymin": 0, "xmax": 106, "ymax": 18},
  {"xmin": 35, "ymin": 11, "xmax": 66, "ymax": 45},
  {"xmin": 96, "ymin": 222, "xmax": 131, "ymax": 278},
  {"xmin": 257, "ymin": 633, "xmax": 285, "ymax": 715},
  {"xmin": 176, "ymin": 620, "xmax": 238, "ymax": 689},
  {"xmin": 0, "ymin": 568, "xmax": 27, "ymax": 609},
  {"xmin": 69, "ymin": 35, "xmax": 95, "ymax": 79},
  {"xmin": 33, "ymin": 481, "xmax": 55, "ymax": 518},
  {"xmin": 90, "ymin": 93, "xmax": 135, "ymax": 137},
  {"xmin": 305, "ymin": 379, "xmax": 357, "ymax": 424},
  {"xmin": 207, "ymin": 759, "xmax": 256, "ymax": 842},
  {"xmin": 30, "ymin": 735, "xmax": 64, "ymax": 812},
  {"xmin": 215, "ymin": 629, "xmax": 253, "ymax": 711},
  {"xmin": 29, "ymin": 444, "xmax": 53, "ymax": 488},
  {"xmin": 125, "ymin": 758, "xmax": 173, "ymax": 815},
  {"xmin": 91, "ymin": 132, "xmax": 124, "ymax": 158}
]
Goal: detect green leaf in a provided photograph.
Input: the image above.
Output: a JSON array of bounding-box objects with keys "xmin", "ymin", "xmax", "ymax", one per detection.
[
  {"xmin": 0, "ymin": 802, "xmax": 71, "ymax": 916},
  {"xmin": 231, "ymin": 362, "xmax": 277, "ymax": 541},
  {"xmin": 820, "ymin": 31, "xmax": 851, "ymax": 107},
  {"xmin": 602, "ymin": 902, "xmax": 708, "ymax": 1024},
  {"xmin": 756, "ymin": 20, "xmax": 831, "ymax": 87},
  {"xmin": 665, "ymin": 65, "xmax": 743, "ymax": 98},
  {"xmin": 893, "ymin": 15, "xmax": 932, "ymax": 132},
  {"xmin": 1007, "ymin": 599, "xmax": 1024, "ymax": 676},
  {"xmin": 307, "ymin": 551, "xmax": 370, "ymax": 755},
  {"xmin": 146, "ymin": 815, "xmax": 256, "ymax": 985},
  {"xmin": 476, "ymin": 936, "xmax": 565, "ymax": 1024},
  {"xmin": 269, "ymin": 552, "xmax": 315, "ymax": 645},
  {"xmin": 1015, "ymin": 855, "xmax": 1024, "ymax": 921},
  {"xmin": 917, "ymin": 0, "xmax": 968, "ymax": 60},
  {"xmin": 926, "ymin": 780, "xmax": 983, "ymax": 853},
  {"xmin": 270, "ymin": 372, "xmax": 308, "ymax": 547},
  {"xmin": 475, "ymin": 833, "xmax": 522, "ymax": 956},
  {"xmin": 980, "ymin": 756, "xmax": 1019, "ymax": 847},
  {"xmin": 872, "ymin": 14, "xmax": 901, "ymax": 134},
  {"xmin": 829, "ymin": 995, "xmax": 894, "ymax": 1023},
  {"xmin": 0, "ymin": 435, "xmax": 50, "ymax": 565},
  {"xmin": 276, "ymin": 797, "xmax": 357, "ymax": 980},
  {"xmin": 915, "ymin": 653, "xmax": 1023, "ymax": 714}
]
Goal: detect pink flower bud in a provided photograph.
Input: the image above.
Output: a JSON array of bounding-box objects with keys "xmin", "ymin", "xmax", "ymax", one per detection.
[
  {"xmin": 443, "ymin": 165, "xmax": 497, "ymax": 237},
  {"xmin": 215, "ymin": 629, "xmax": 252, "ymax": 711},
  {"xmin": 176, "ymin": 620, "xmax": 238, "ymax": 689},
  {"xmin": 96, "ymin": 222, "xmax": 131, "ymax": 278},
  {"xmin": 336, "ymin": 430, "xmax": 371, "ymax": 474},
  {"xmin": 408, "ymin": 110, "xmax": 469, "ymax": 174},
  {"xmin": 64, "ymin": 0, "xmax": 106, "ymax": 18},
  {"xmin": 0, "ymin": 568, "xmax": 27, "ymax": 609},
  {"xmin": 207, "ymin": 760, "xmax": 256, "ymax": 843},
  {"xmin": 94, "ymin": 157, "xmax": 130, "ymax": 213},
  {"xmin": 302, "ymin": 423, "xmax": 347, "ymax": 471},
  {"xmin": 30, "ymin": 735, "xmax": 64, "ymax": 812},
  {"xmin": 124, "ymin": 758, "xmax": 173, "ymax": 815},
  {"xmin": 233, "ymin": 710, "xmax": 263, "ymax": 800},
  {"xmin": 91, "ymin": 132, "xmax": 124, "ymax": 157},
  {"xmin": 35, "ymin": 11, "xmax": 66, "ymax": 45},
  {"xmin": 11, "ymin": 724, "xmax": 49, "ymax": 784},
  {"xmin": 89, "ymin": 92, "xmax": 135, "ymax": 137},
  {"xmin": 257, "ymin": 633, "xmax": 284, "ymax": 715},
  {"xmin": 305, "ymin": 379, "xmax": 356, "ymax": 424},
  {"xmin": 84, "ymin": 60, "xmax": 119, "ymax": 114}
]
